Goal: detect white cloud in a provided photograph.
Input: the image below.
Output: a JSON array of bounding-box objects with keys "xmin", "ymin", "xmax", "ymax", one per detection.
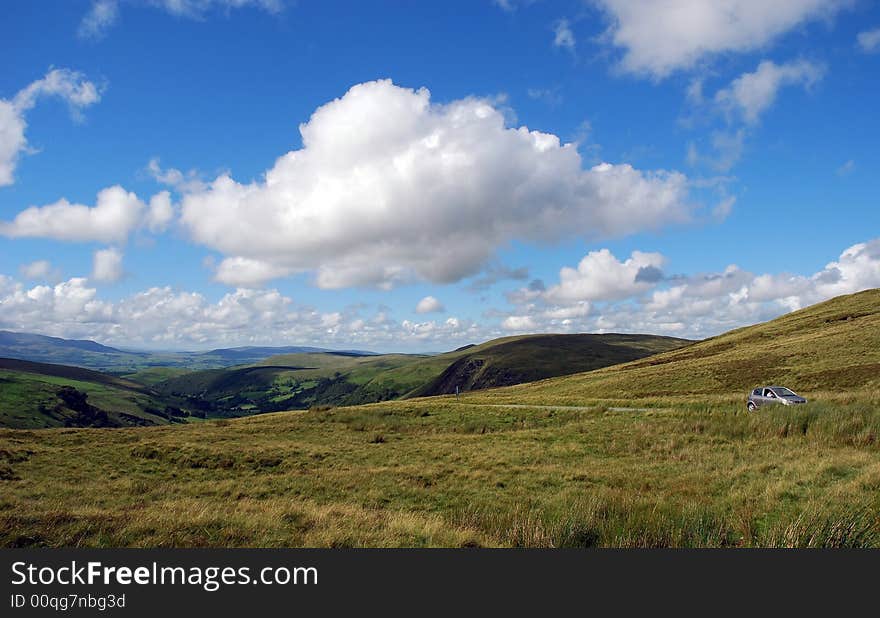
[
  {"xmin": 19, "ymin": 260, "xmax": 55, "ymax": 281},
  {"xmin": 687, "ymin": 129, "xmax": 747, "ymax": 172},
  {"xmin": 147, "ymin": 158, "xmax": 207, "ymax": 193},
  {"xmin": 213, "ymin": 256, "xmax": 293, "ymax": 287},
  {"xmin": 0, "ymin": 277, "xmax": 481, "ymax": 350},
  {"xmin": 144, "ymin": 191, "xmax": 175, "ymax": 232},
  {"xmin": 1, "ymin": 185, "xmax": 176, "ymax": 243},
  {"xmin": 507, "ymin": 238, "xmax": 880, "ymax": 339},
  {"xmin": 0, "ymin": 239, "xmax": 877, "ymax": 348},
  {"xmin": 553, "ymin": 19, "xmax": 576, "ymax": 52},
  {"xmin": 0, "ymin": 278, "xmax": 112, "ymax": 328},
  {"xmin": 714, "ymin": 59, "xmax": 824, "ymax": 124},
  {"xmin": 595, "ymin": 0, "xmax": 846, "ymax": 78},
  {"xmin": 686, "ymin": 59, "xmax": 822, "ymax": 172},
  {"xmin": 415, "ymin": 295, "xmax": 444, "ymax": 314},
  {"xmin": 0, "ymin": 69, "xmax": 101, "ymax": 186},
  {"xmin": 153, "ymin": 0, "xmax": 283, "ymax": 17},
  {"xmin": 544, "ymin": 249, "xmax": 666, "ymax": 303},
  {"xmin": 501, "ymin": 315, "xmax": 537, "ymax": 331},
  {"xmin": 857, "ymin": 28, "xmax": 880, "ymax": 53},
  {"xmin": 836, "ymin": 159, "xmax": 856, "ymax": 177},
  {"xmin": 12, "ymin": 69, "xmax": 102, "ymax": 113},
  {"xmin": 91, "ymin": 248, "xmax": 124, "ymax": 283},
  {"xmin": 179, "ymin": 79, "xmax": 694, "ymax": 290},
  {"xmin": 78, "ymin": 0, "xmax": 120, "ymax": 39},
  {"xmin": 527, "ymin": 87, "xmax": 563, "ymax": 106},
  {"xmin": 1, "ymin": 186, "xmax": 144, "ymax": 243},
  {"xmin": 78, "ymin": 0, "xmax": 284, "ymax": 39}
]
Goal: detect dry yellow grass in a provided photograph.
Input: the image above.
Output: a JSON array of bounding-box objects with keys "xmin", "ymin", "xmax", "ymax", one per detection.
[{"xmin": 2, "ymin": 396, "xmax": 879, "ymax": 547}]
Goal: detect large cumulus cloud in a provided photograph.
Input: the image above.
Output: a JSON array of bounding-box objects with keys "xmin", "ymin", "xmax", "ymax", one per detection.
[{"xmin": 179, "ymin": 79, "xmax": 695, "ymax": 289}]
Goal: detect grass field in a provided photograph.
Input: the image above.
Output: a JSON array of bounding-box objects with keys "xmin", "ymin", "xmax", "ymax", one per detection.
[
  {"xmin": 2, "ymin": 393, "xmax": 879, "ymax": 547},
  {"xmin": 1, "ymin": 289, "xmax": 878, "ymax": 547}
]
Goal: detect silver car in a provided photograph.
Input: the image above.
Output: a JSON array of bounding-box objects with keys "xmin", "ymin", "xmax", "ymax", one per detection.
[{"xmin": 747, "ymin": 386, "xmax": 807, "ymax": 411}]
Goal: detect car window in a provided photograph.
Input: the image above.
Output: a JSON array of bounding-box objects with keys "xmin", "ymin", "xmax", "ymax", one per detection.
[
  {"xmin": 772, "ymin": 387, "xmax": 796, "ymax": 397},
  {"xmin": 764, "ymin": 389, "xmax": 774, "ymax": 397},
  {"xmin": 752, "ymin": 389, "xmax": 761, "ymax": 396}
]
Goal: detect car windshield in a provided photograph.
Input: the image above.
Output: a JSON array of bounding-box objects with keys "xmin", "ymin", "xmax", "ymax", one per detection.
[{"xmin": 771, "ymin": 387, "xmax": 797, "ymax": 397}]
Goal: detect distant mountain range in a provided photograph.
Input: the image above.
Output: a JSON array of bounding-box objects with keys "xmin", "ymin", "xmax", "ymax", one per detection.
[{"xmin": 0, "ymin": 330, "xmax": 375, "ymax": 373}]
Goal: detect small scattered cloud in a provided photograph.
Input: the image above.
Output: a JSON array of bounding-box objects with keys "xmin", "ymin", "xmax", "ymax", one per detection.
[
  {"xmin": 465, "ymin": 263, "xmax": 529, "ymax": 292},
  {"xmin": 91, "ymin": 247, "xmax": 124, "ymax": 283},
  {"xmin": 686, "ymin": 59, "xmax": 822, "ymax": 172},
  {"xmin": 527, "ymin": 87, "xmax": 563, "ymax": 107},
  {"xmin": 0, "ymin": 69, "xmax": 102, "ymax": 187},
  {"xmin": 857, "ymin": 28, "xmax": 880, "ymax": 53},
  {"xmin": 144, "ymin": 191, "xmax": 175, "ymax": 232},
  {"xmin": 78, "ymin": 0, "xmax": 120, "ymax": 40},
  {"xmin": 687, "ymin": 129, "xmax": 746, "ymax": 172},
  {"xmin": 836, "ymin": 159, "xmax": 856, "ymax": 177},
  {"xmin": 553, "ymin": 19, "xmax": 576, "ymax": 53},
  {"xmin": 77, "ymin": 0, "xmax": 284, "ymax": 40},
  {"xmin": 19, "ymin": 260, "xmax": 60, "ymax": 282},
  {"xmin": 415, "ymin": 295, "xmax": 445, "ymax": 314},
  {"xmin": 714, "ymin": 59, "xmax": 824, "ymax": 125},
  {"xmin": 501, "ymin": 315, "xmax": 537, "ymax": 331},
  {"xmin": 146, "ymin": 157, "xmax": 207, "ymax": 194},
  {"xmin": 213, "ymin": 256, "xmax": 293, "ymax": 288}
]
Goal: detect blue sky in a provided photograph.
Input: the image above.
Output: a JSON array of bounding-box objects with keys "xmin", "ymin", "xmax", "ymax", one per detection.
[{"xmin": 1, "ymin": 0, "xmax": 878, "ymax": 351}]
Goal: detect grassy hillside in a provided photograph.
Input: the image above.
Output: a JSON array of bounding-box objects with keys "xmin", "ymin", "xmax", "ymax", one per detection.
[
  {"xmin": 122, "ymin": 367, "xmax": 193, "ymax": 387},
  {"xmin": 462, "ymin": 288, "xmax": 880, "ymax": 407},
  {"xmin": 2, "ymin": 393, "xmax": 879, "ymax": 547},
  {"xmin": 0, "ymin": 358, "xmax": 183, "ymax": 429},
  {"xmin": 409, "ymin": 333, "xmax": 690, "ymax": 397},
  {"xmin": 154, "ymin": 334, "xmax": 688, "ymax": 414}
]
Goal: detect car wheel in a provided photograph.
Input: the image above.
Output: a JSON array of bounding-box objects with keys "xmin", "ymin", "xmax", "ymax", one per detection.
[{"xmin": 747, "ymin": 402, "xmax": 757, "ymax": 412}]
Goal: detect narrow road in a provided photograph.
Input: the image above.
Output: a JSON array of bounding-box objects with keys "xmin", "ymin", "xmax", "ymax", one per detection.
[{"xmin": 451, "ymin": 402, "xmax": 652, "ymax": 413}]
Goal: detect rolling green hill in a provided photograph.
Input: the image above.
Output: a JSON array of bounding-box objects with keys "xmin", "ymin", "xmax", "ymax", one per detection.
[
  {"xmin": 408, "ymin": 333, "xmax": 692, "ymax": 397},
  {"xmin": 462, "ymin": 288, "xmax": 880, "ymax": 406},
  {"xmin": 152, "ymin": 334, "xmax": 690, "ymax": 414},
  {"xmin": 0, "ymin": 358, "xmax": 185, "ymax": 429}
]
